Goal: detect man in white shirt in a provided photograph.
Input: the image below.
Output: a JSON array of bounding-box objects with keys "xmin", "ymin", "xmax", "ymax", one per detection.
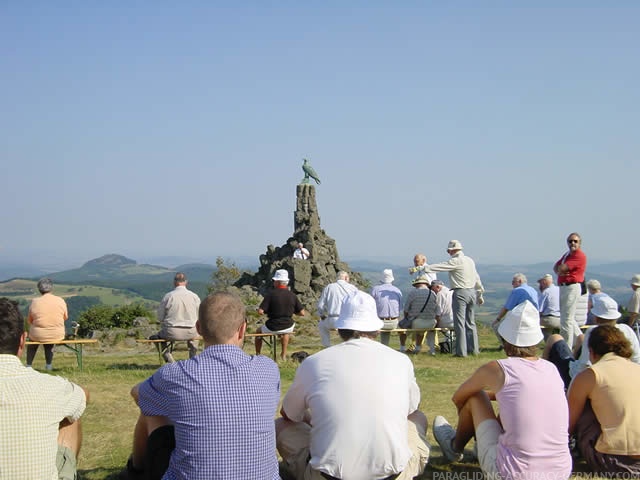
[
  {"xmin": 276, "ymin": 291, "xmax": 430, "ymax": 480},
  {"xmin": 293, "ymin": 242, "xmax": 310, "ymax": 260},
  {"xmin": 151, "ymin": 272, "xmax": 201, "ymax": 362},
  {"xmin": 316, "ymin": 271, "xmax": 358, "ymax": 347},
  {"xmin": 537, "ymin": 274, "xmax": 561, "ymax": 331},
  {"xmin": 419, "ymin": 240, "xmax": 484, "ymax": 357}
]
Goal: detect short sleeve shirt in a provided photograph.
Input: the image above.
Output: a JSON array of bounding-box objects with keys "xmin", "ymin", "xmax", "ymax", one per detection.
[
  {"xmin": 137, "ymin": 345, "xmax": 281, "ymax": 480},
  {"xmin": 259, "ymin": 288, "xmax": 304, "ymax": 331}
]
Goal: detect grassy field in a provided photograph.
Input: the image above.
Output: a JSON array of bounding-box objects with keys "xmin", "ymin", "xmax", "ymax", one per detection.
[{"xmin": 25, "ymin": 320, "xmax": 592, "ymax": 480}]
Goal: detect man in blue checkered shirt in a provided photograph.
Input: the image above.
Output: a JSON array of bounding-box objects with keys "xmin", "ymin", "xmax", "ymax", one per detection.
[{"xmin": 120, "ymin": 292, "xmax": 282, "ymax": 480}]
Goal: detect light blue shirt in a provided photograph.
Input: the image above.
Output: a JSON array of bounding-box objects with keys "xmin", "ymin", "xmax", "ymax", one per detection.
[
  {"xmin": 538, "ymin": 284, "xmax": 560, "ymax": 316},
  {"xmin": 370, "ymin": 283, "xmax": 403, "ymax": 318},
  {"xmin": 504, "ymin": 284, "xmax": 539, "ymax": 310}
]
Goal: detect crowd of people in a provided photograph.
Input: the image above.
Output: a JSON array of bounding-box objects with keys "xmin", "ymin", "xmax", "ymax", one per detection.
[{"xmin": 4, "ymin": 233, "xmax": 640, "ymax": 479}]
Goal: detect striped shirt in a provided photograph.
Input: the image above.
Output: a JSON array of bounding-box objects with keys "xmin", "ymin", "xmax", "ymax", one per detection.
[
  {"xmin": 0, "ymin": 355, "xmax": 86, "ymax": 480},
  {"xmin": 138, "ymin": 345, "xmax": 281, "ymax": 480}
]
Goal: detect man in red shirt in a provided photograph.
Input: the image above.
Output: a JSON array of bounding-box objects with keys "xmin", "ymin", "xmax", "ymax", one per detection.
[{"xmin": 553, "ymin": 232, "xmax": 587, "ymax": 350}]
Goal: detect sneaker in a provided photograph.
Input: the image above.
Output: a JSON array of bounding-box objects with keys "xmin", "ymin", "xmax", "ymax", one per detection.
[
  {"xmin": 433, "ymin": 415, "xmax": 463, "ymax": 462},
  {"xmin": 118, "ymin": 457, "xmax": 145, "ymax": 480},
  {"xmin": 45, "ymin": 364, "xmax": 53, "ymax": 371}
]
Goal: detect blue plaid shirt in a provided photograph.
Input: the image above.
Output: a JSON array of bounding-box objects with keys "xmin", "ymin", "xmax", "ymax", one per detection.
[{"xmin": 138, "ymin": 344, "xmax": 281, "ymax": 480}]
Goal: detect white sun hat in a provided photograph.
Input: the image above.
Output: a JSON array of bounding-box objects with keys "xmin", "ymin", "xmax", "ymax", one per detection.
[
  {"xmin": 335, "ymin": 291, "xmax": 384, "ymax": 332},
  {"xmin": 591, "ymin": 295, "xmax": 621, "ymax": 320},
  {"xmin": 272, "ymin": 269, "xmax": 290, "ymax": 282},
  {"xmin": 498, "ymin": 300, "xmax": 543, "ymax": 347},
  {"xmin": 631, "ymin": 274, "xmax": 640, "ymax": 287},
  {"xmin": 382, "ymin": 269, "xmax": 394, "ymax": 283}
]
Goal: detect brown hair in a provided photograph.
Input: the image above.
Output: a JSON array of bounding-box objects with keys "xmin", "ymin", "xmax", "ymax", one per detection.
[
  {"xmin": 588, "ymin": 325, "xmax": 633, "ymax": 359},
  {"xmin": 503, "ymin": 341, "xmax": 538, "ymax": 358},
  {"xmin": 198, "ymin": 292, "xmax": 245, "ymax": 344}
]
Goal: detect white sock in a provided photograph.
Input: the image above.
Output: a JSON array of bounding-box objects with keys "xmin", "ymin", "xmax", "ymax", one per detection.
[
  {"xmin": 414, "ymin": 346, "xmax": 422, "ymax": 353},
  {"xmin": 399, "ymin": 346, "xmax": 406, "ymax": 352}
]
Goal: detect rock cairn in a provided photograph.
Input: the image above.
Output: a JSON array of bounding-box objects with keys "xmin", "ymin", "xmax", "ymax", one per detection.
[{"xmin": 235, "ymin": 184, "xmax": 366, "ymax": 311}]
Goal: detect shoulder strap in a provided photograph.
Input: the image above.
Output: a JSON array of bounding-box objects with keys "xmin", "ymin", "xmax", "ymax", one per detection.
[{"xmin": 419, "ymin": 289, "xmax": 433, "ymax": 313}]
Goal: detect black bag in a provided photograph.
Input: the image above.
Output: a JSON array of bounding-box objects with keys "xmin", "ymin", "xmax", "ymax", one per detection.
[
  {"xmin": 440, "ymin": 337, "xmax": 452, "ymax": 354},
  {"xmin": 580, "ymin": 281, "xmax": 587, "ymax": 296},
  {"xmin": 398, "ymin": 315, "xmax": 412, "ymax": 329}
]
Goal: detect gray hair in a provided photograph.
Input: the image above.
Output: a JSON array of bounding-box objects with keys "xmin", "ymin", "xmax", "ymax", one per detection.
[
  {"xmin": 37, "ymin": 278, "xmax": 53, "ymax": 294},
  {"xmin": 336, "ymin": 271, "xmax": 349, "ymax": 281},
  {"xmin": 513, "ymin": 273, "xmax": 527, "ymax": 284},
  {"xmin": 587, "ymin": 279, "xmax": 601, "ymax": 292}
]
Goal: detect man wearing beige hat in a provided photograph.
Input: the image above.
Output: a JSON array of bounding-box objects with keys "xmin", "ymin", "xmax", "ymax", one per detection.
[
  {"xmin": 276, "ymin": 291, "xmax": 430, "ymax": 480},
  {"xmin": 627, "ymin": 274, "xmax": 640, "ymax": 328},
  {"xmin": 432, "ymin": 300, "xmax": 571, "ymax": 479},
  {"xmin": 418, "ymin": 240, "xmax": 484, "ymax": 357},
  {"xmin": 371, "ymin": 269, "xmax": 403, "ymax": 346}
]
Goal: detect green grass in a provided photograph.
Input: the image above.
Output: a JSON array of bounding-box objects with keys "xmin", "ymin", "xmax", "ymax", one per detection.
[{"xmin": 22, "ymin": 322, "xmax": 595, "ymax": 480}]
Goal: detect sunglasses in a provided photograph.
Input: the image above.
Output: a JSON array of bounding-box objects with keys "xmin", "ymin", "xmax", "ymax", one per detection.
[{"xmin": 568, "ymin": 239, "xmax": 580, "ymax": 244}]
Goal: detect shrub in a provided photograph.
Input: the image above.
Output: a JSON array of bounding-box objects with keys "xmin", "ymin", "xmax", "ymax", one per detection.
[{"xmin": 76, "ymin": 302, "xmax": 155, "ymax": 336}]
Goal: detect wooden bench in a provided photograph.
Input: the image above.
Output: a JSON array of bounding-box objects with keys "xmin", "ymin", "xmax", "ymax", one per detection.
[
  {"xmin": 25, "ymin": 339, "xmax": 98, "ymax": 370},
  {"xmin": 244, "ymin": 332, "xmax": 284, "ymax": 361},
  {"xmin": 136, "ymin": 338, "xmax": 203, "ymax": 363},
  {"xmin": 386, "ymin": 328, "xmax": 456, "ymax": 353}
]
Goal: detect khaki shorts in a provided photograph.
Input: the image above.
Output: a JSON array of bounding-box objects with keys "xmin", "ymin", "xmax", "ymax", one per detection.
[
  {"xmin": 277, "ymin": 419, "xmax": 429, "ymax": 480},
  {"xmin": 56, "ymin": 444, "xmax": 77, "ymax": 480}
]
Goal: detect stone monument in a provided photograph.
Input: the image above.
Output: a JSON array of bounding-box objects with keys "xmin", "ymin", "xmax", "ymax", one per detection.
[{"xmin": 235, "ymin": 180, "xmax": 366, "ymax": 311}]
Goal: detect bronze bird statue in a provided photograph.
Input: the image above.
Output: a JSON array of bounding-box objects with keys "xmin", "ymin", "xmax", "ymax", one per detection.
[{"xmin": 301, "ymin": 158, "xmax": 321, "ymax": 184}]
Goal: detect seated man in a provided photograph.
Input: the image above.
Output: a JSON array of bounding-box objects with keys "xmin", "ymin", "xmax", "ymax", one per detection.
[
  {"xmin": 432, "ymin": 301, "xmax": 571, "ymax": 480},
  {"xmin": 0, "ymin": 298, "xmax": 88, "ymax": 480},
  {"xmin": 492, "ymin": 273, "xmax": 539, "ymax": 342},
  {"xmin": 256, "ymin": 269, "xmax": 306, "ymax": 360},
  {"xmin": 276, "ymin": 291, "xmax": 430, "ymax": 480},
  {"xmin": 120, "ymin": 292, "xmax": 281, "ymax": 480},
  {"xmin": 151, "ymin": 272, "xmax": 201, "ymax": 363},
  {"xmin": 543, "ymin": 295, "xmax": 640, "ymax": 389}
]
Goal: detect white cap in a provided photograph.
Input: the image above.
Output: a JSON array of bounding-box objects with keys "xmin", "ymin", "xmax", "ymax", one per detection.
[
  {"xmin": 591, "ymin": 295, "xmax": 621, "ymax": 320},
  {"xmin": 447, "ymin": 239, "xmax": 463, "ymax": 251},
  {"xmin": 382, "ymin": 269, "xmax": 394, "ymax": 283},
  {"xmin": 272, "ymin": 269, "xmax": 289, "ymax": 282},
  {"xmin": 335, "ymin": 291, "xmax": 384, "ymax": 332},
  {"xmin": 498, "ymin": 300, "xmax": 543, "ymax": 347}
]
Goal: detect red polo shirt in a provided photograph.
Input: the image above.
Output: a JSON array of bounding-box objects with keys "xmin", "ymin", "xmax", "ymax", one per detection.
[{"xmin": 554, "ymin": 249, "xmax": 587, "ymax": 284}]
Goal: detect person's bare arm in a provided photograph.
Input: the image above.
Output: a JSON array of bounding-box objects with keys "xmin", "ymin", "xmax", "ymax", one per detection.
[
  {"xmin": 452, "ymin": 361, "xmax": 504, "ymax": 411},
  {"xmin": 567, "ymin": 368, "xmax": 595, "ymax": 434}
]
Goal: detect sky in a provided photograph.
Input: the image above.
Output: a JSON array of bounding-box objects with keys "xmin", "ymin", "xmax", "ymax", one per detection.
[{"xmin": 2, "ymin": 1, "xmax": 639, "ymax": 269}]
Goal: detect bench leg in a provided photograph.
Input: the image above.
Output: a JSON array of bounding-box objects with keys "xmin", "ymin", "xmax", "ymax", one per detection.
[{"xmin": 61, "ymin": 344, "xmax": 83, "ymax": 370}]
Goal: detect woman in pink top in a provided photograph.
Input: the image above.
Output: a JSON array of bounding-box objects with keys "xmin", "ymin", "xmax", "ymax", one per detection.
[
  {"xmin": 26, "ymin": 278, "xmax": 68, "ymax": 370},
  {"xmin": 432, "ymin": 300, "xmax": 572, "ymax": 480}
]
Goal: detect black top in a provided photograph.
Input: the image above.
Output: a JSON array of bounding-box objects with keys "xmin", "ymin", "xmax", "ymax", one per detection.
[{"xmin": 259, "ymin": 288, "xmax": 304, "ymax": 331}]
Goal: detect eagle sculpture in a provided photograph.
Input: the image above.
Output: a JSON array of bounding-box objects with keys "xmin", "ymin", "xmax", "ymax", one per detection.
[{"xmin": 301, "ymin": 158, "xmax": 321, "ymax": 185}]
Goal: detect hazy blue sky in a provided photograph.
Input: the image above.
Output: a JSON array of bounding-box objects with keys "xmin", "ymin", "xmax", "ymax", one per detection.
[{"xmin": 2, "ymin": 2, "xmax": 638, "ymax": 268}]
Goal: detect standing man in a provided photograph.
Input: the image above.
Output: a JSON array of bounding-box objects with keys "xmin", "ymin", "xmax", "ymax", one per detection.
[
  {"xmin": 371, "ymin": 268, "xmax": 403, "ymax": 346},
  {"xmin": 627, "ymin": 274, "xmax": 640, "ymax": 328},
  {"xmin": 553, "ymin": 232, "xmax": 587, "ymax": 349},
  {"xmin": 293, "ymin": 242, "xmax": 310, "ymax": 260},
  {"xmin": 316, "ymin": 271, "xmax": 358, "ymax": 347},
  {"xmin": 120, "ymin": 292, "xmax": 281, "ymax": 480},
  {"xmin": 0, "ymin": 298, "xmax": 88, "ymax": 480},
  {"xmin": 537, "ymin": 273, "xmax": 561, "ymax": 333},
  {"xmin": 256, "ymin": 269, "xmax": 306, "ymax": 360},
  {"xmin": 492, "ymin": 273, "xmax": 539, "ymax": 339},
  {"xmin": 276, "ymin": 291, "xmax": 430, "ymax": 480},
  {"xmin": 151, "ymin": 272, "xmax": 201, "ymax": 363},
  {"xmin": 419, "ymin": 240, "xmax": 484, "ymax": 357}
]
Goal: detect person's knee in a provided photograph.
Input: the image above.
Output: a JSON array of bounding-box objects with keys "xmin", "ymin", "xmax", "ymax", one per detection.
[{"xmin": 58, "ymin": 419, "xmax": 82, "ymax": 457}]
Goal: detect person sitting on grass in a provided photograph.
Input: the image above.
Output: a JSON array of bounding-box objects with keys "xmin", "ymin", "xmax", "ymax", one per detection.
[
  {"xmin": 0, "ymin": 298, "xmax": 88, "ymax": 480},
  {"xmin": 543, "ymin": 295, "xmax": 640, "ymax": 389},
  {"xmin": 568, "ymin": 324, "xmax": 640, "ymax": 476},
  {"xmin": 432, "ymin": 300, "xmax": 571, "ymax": 480},
  {"xmin": 119, "ymin": 292, "xmax": 281, "ymax": 480}
]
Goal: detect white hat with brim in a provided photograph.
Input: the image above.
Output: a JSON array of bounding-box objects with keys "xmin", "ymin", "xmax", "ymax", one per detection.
[
  {"xmin": 382, "ymin": 269, "xmax": 394, "ymax": 283},
  {"xmin": 335, "ymin": 291, "xmax": 384, "ymax": 332},
  {"xmin": 631, "ymin": 274, "xmax": 640, "ymax": 287},
  {"xmin": 498, "ymin": 300, "xmax": 543, "ymax": 347},
  {"xmin": 272, "ymin": 269, "xmax": 289, "ymax": 282},
  {"xmin": 591, "ymin": 295, "xmax": 621, "ymax": 320},
  {"xmin": 412, "ymin": 275, "xmax": 431, "ymax": 286}
]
